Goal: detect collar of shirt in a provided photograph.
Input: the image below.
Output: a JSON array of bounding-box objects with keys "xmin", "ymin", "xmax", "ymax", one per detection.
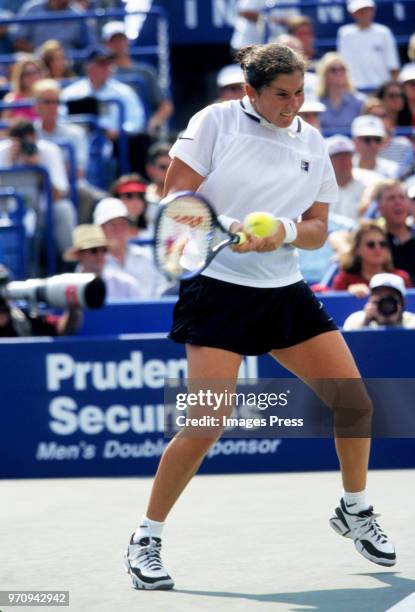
[{"xmin": 239, "ymin": 95, "xmax": 301, "ymax": 136}]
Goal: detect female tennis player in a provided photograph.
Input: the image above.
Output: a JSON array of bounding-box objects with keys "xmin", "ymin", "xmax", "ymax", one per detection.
[{"xmin": 124, "ymin": 43, "xmax": 396, "ymax": 590}]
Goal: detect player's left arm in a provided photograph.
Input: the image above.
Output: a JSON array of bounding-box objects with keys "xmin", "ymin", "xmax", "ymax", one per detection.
[{"xmin": 291, "ymin": 201, "xmax": 328, "ymax": 250}]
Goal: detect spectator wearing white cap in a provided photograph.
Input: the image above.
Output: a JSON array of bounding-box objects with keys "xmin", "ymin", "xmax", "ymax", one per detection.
[
  {"xmin": 102, "ymin": 21, "xmax": 173, "ymax": 135},
  {"xmin": 326, "ymin": 134, "xmax": 379, "ymax": 221},
  {"xmin": 337, "ymin": 0, "xmax": 400, "ymax": 91},
  {"xmin": 316, "ymin": 52, "xmax": 365, "ymax": 132},
  {"xmin": 361, "ymin": 95, "xmax": 413, "ymax": 172},
  {"xmin": 64, "ymin": 224, "xmax": 142, "ymax": 300},
  {"xmin": 398, "ymin": 64, "xmax": 415, "ymax": 127},
  {"xmin": 93, "ymin": 197, "xmax": 168, "ymax": 298},
  {"xmin": 343, "ymin": 272, "xmax": 415, "ymax": 329},
  {"xmin": 298, "ymin": 73, "xmax": 326, "ymax": 130},
  {"xmin": 352, "ymin": 115, "xmax": 399, "ymax": 179},
  {"xmin": 216, "ymin": 64, "xmax": 245, "ymax": 102}
]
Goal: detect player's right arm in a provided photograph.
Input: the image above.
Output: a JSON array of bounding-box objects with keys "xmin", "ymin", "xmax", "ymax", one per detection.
[{"xmin": 163, "ymin": 157, "xmax": 204, "ymax": 196}]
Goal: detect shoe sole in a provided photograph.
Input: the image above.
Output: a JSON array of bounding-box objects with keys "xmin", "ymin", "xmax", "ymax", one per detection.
[
  {"xmin": 330, "ymin": 511, "xmax": 396, "ymax": 567},
  {"xmin": 124, "ymin": 556, "xmax": 175, "ymax": 590}
]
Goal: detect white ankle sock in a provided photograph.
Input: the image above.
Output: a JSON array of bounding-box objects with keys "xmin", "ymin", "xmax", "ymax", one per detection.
[
  {"xmin": 343, "ymin": 489, "xmax": 369, "ymax": 513},
  {"xmin": 133, "ymin": 516, "xmax": 164, "ymax": 542}
]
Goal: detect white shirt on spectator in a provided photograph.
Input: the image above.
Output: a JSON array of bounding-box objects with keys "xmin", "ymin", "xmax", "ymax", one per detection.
[
  {"xmin": 353, "ymin": 155, "xmax": 399, "ymax": 179},
  {"xmin": 105, "ymin": 244, "xmax": 167, "ymax": 299},
  {"xmin": 231, "ymin": 0, "xmax": 267, "ymax": 49},
  {"xmin": 231, "ymin": 0, "xmax": 299, "ymax": 49},
  {"xmin": 332, "ymin": 167, "xmax": 381, "ymax": 221},
  {"xmin": 101, "ymin": 268, "xmax": 142, "ymax": 300},
  {"xmin": 343, "ymin": 310, "xmax": 415, "ymax": 330},
  {"xmin": 61, "ymin": 77, "xmax": 145, "ymax": 134},
  {"xmin": 337, "ymin": 23, "xmax": 400, "ymax": 90},
  {"xmin": 35, "ymin": 121, "xmax": 88, "ymax": 174}
]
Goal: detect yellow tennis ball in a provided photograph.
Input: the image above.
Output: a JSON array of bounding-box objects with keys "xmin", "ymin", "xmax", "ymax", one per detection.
[{"xmin": 243, "ymin": 212, "xmax": 279, "ymax": 238}]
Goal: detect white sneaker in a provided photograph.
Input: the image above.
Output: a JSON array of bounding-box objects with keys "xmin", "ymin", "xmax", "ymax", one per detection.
[
  {"xmin": 124, "ymin": 535, "xmax": 174, "ymax": 590},
  {"xmin": 329, "ymin": 498, "xmax": 396, "ymax": 567}
]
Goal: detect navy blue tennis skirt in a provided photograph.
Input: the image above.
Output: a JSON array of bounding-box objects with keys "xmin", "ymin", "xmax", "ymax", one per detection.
[{"xmin": 169, "ymin": 275, "xmax": 337, "ymax": 356}]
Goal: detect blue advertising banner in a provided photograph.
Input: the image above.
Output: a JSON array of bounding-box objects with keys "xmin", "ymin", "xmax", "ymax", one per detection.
[{"xmin": 0, "ymin": 332, "xmax": 414, "ymax": 479}]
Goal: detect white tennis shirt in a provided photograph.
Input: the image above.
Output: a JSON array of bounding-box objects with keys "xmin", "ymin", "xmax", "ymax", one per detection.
[{"xmin": 170, "ymin": 96, "xmax": 338, "ymax": 288}]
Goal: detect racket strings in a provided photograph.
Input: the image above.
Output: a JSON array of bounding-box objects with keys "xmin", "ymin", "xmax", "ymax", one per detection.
[{"xmin": 156, "ymin": 198, "xmax": 215, "ymax": 279}]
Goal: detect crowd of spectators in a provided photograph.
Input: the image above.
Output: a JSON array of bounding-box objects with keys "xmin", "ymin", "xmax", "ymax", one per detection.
[{"xmin": 0, "ymin": 0, "xmax": 414, "ymax": 334}]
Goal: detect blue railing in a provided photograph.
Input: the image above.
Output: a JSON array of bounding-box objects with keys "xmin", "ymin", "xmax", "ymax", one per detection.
[
  {"xmin": 0, "ymin": 6, "xmax": 170, "ymax": 93},
  {"xmin": 0, "ymin": 187, "xmax": 27, "ymax": 279},
  {"xmin": 0, "ymin": 166, "xmax": 55, "ymax": 275}
]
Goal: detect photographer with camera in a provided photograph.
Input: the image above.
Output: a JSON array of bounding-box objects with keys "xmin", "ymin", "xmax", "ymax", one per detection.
[
  {"xmin": 0, "ymin": 119, "xmax": 76, "ymax": 273},
  {"xmin": 343, "ymin": 273, "xmax": 415, "ymax": 329}
]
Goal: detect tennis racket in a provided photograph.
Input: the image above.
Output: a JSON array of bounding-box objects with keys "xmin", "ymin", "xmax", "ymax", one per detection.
[{"xmin": 154, "ymin": 191, "xmax": 246, "ymax": 281}]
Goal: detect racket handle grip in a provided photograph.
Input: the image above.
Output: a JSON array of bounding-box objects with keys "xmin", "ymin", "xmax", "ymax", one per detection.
[{"xmin": 235, "ymin": 231, "xmax": 247, "ymax": 245}]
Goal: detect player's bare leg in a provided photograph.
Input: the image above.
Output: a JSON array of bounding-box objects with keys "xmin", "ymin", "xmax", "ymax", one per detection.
[
  {"xmin": 125, "ymin": 345, "xmax": 243, "ymax": 589},
  {"xmin": 271, "ymin": 330, "xmax": 395, "ymax": 566}
]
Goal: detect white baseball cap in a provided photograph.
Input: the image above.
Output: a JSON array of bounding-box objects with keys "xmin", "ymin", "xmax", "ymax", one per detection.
[
  {"xmin": 347, "ymin": 0, "xmax": 375, "ymax": 13},
  {"xmin": 300, "ymin": 96, "xmax": 326, "ymax": 113},
  {"xmin": 102, "ymin": 21, "xmax": 126, "ymax": 42},
  {"xmin": 326, "ymin": 134, "xmax": 355, "ymax": 156},
  {"xmin": 351, "ymin": 114, "xmax": 386, "ymax": 138},
  {"xmin": 369, "ymin": 273, "xmax": 406, "ymax": 296},
  {"xmin": 217, "ymin": 65, "xmax": 245, "ymax": 88},
  {"xmin": 398, "ymin": 63, "xmax": 415, "ymax": 84},
  {"xmin": 299, "ymin": 72, "xmax": 326, "ymax": 113},
  {"xmin": 93, "ymin": 197, "xmax": 129, "ymax": 226}
]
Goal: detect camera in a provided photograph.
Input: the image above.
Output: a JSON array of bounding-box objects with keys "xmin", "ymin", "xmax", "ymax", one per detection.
[
  {"xmin": 19, "ymin": 139, "xmax": 38, "ymax": 156},
  {"xmin": 377, "ymin": 295, "xmax": 400, "ymax": 316},
  {"xmin": 0, "ymin": 273, "xmax": 106, "ymax": 309}
]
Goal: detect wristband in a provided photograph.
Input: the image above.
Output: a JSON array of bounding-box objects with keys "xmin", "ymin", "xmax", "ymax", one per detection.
[
  {"xmin": 278, "ymin": 217, "xmax": 298, "ymax": 244},
  {"xmin": 219, "ymin": 214, "xmax": 240, "ymax": 232}
]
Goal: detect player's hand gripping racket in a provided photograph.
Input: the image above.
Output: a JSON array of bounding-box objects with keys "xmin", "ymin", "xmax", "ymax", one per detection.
[{"xmin": 154, "ymin": 191, "xmax": 246, "ymax": 281}]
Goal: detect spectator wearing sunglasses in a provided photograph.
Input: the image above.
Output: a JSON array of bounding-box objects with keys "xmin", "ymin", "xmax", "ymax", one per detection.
[
  {"xmin": 144, "ymin": 142, "xmax": 171, "ymax": 229},
  {"xmin": 351, "ymin": 115, "xmax": 398, "ymax": 179},
  {"xmin": 34, "ymin": 78, "xmax": 108, "ymax": 223},
  {"xmin": 110, "ymin": 173, "xmax": 151, "ymax": 238},
  {"xmin": 93, "ymin": 197, "xmax": 168, "ymax": 298},
  {"xmin": 343, "ymin": 272, "xmax": 415, "ymax": 329},
  {"xmin": 332, "ymin": 219, "xmax": 411, "ymax": 296},
  {"xmin": 315, "ymin": 52, "xmax": 365, "ymax": 133},
  {"xmin": 361, "ymin": 96, "xmax": 413, "ymax": 172},
  {"xmin": 376, "ymin": 81, "xmax": 411, "ymax": 129},
  {"xmin": 64, "ymin": 224, "xmax": 142, "ymax": 299}
]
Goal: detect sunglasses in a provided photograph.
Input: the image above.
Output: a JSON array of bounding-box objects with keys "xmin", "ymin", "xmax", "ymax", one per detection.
[
  {"xmin": 119, "ymin": 192, "xmax": 145, "ymax": 200},
  {"xmin": 364, "ymin": 240, "xmax": 388, "ymax": 249},
  {"xmin": 22, "ymin": 68, "xmax": 41, "ymax": 77},
  {"xmin": 360, "ymin": 136, "xmax": 382, "ymax": 144},
  {"xmin": 328, "ymin": 65, "xmax": 346, "ymax": 73},
  {"xmin": 82, "ymin": 246, "xmax": 107, "ymax": 254},
  {"xmin": 385, "ymin": 92, "xmax": 403, "ymax": 99},
  {"xmin": 404, "ymin": 80, "xmax": 415, "ymax": 87},
  {"xmin": 222, "ymin": 84, "xmax": 244, "ymax": 91},
  {"xmin": 39, "ymin": 98, "xmax": 59, "ymax": 105}
]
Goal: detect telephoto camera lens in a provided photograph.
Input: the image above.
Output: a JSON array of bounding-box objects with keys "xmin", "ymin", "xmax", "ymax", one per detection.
[{"xmin": 377, "ymin": 296, "xmax": 400, "ymax": 316}]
